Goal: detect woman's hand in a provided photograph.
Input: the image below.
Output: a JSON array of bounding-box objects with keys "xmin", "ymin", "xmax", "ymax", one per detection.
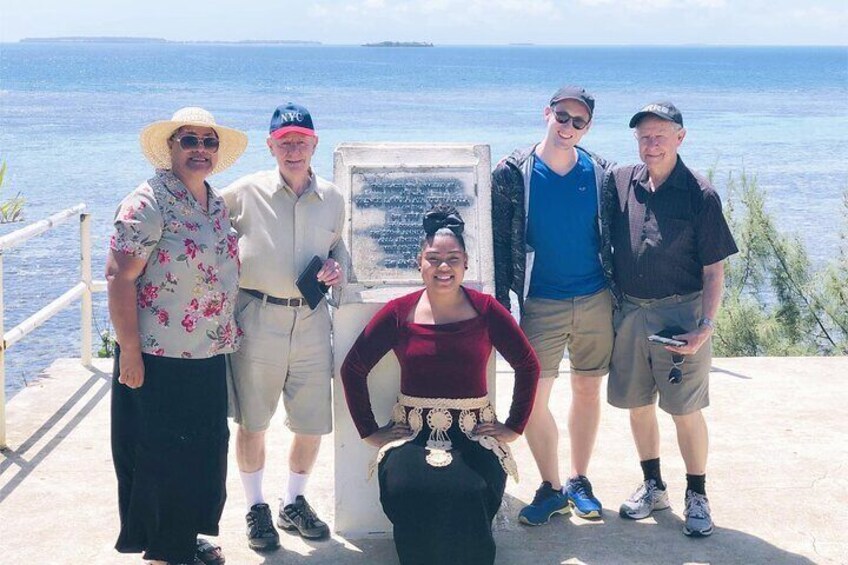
[
  {"xmin": 118, "ymin": 347, "xmax": 145, "ymax": 389},
  {"xmin": 364, "ymin": 422, "xmax": 412, "ymax": 448},
  {"xmin": 473, "ymin": 421, "xmax": 519, "ymax": 443}
]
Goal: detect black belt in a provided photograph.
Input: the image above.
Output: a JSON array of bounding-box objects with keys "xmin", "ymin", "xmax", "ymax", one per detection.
[{"xmin": 242, "ymin": 288, "xmax": 305, "ymax": 307}]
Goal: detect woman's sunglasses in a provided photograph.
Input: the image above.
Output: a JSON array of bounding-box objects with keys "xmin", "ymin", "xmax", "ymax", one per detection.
[{"xmin": 172, "ymin": 134, "xmax": 220, "ymax": 152}]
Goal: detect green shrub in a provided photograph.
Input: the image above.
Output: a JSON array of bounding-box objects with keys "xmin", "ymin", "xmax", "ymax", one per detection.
[
  {"xmin": 0, "ymin": 161, "xmax": 26, "ymax": 224},
  {"xmin": 715, "ymin": 170, "xmax": 847, "ymax": 356}
]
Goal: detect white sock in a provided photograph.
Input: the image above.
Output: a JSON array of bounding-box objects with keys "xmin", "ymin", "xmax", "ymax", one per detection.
[
  {"xmin": 283, "ymin": 471, "xmax": 309, "ymax": 507},
  {"xmin": 240, "ymin": 468, "xmax": 265, "ymax": 512}
]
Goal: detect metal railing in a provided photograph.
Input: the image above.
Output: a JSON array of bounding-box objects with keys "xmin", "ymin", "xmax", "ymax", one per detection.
[{"xmin": 0, "ymin": 204, "xmax": 106, "ymax": 448}]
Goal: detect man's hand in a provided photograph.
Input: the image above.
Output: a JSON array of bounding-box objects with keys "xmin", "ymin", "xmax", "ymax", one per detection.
[
  {"xmin": 473, "ymin": 421, "xmax": 520, "ymax": 443},
  {"xmin": 666, "ymin": 326, "xmax": 712, "ymax": 356},
  {"xmin": 118, "ymin": 348, "xmax": 145, "ymax": 389},
  {"xmin": 316, "ymin": 258, "xmax": 345, "ymax": 287},
  {"xmin": 364, "ymin": 422, "xmax": 413, "ymax": 448}
]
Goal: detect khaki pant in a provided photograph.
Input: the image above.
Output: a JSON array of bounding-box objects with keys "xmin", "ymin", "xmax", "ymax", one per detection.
[
  {"xmin": 227, "ymin": 289, "xmax": 333, "ymax": 434},
  {"xmin": 607, "ymin": 292, "xmax": 710, "ymax": 415},
  {"xmin": 520, "ymin": 288, "xmax": 614, "ymax": 378}
]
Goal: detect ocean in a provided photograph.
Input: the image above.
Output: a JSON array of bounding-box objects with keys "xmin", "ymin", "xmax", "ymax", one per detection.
[{"xmin": 0, "ymin": 43, "xmax": 846, "ymax": 395}]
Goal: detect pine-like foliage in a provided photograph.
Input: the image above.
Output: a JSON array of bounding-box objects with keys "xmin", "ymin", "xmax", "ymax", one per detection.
[
  {"xmin": 715, "ymin": 170, "xmax": 847, "ymax": 356},
  {"xmin": 0, "ymin": 161, "xmax": 26, "ymax": 224}
]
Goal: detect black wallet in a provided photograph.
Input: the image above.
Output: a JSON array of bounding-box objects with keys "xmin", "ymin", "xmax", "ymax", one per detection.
[{"xmin": 296, "ymin": 255, "xmax": 330, "ymax": 310}]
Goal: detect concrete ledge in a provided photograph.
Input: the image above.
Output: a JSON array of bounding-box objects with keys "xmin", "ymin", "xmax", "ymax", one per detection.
[{"xmin": 1, "ymin": 356, "xmax": 846, "ymax": 564}]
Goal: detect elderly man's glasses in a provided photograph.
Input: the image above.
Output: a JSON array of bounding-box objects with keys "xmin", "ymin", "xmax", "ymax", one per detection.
[
  {"xmin": 550, "ymin": 109, "xmax": 590, "ymax": 130},
  {"xmin": 172, "ymin": 135, "xmax": 220, "ymax": 152}
]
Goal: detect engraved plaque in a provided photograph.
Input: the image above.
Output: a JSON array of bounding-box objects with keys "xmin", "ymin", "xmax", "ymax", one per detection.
[
  {"xmin": 334, "ymin": 143, "xmax": 494, "ymax": 291},
  {"xmin": 351, "ymin": 169, "xmax": 476, "ymax": 281}
]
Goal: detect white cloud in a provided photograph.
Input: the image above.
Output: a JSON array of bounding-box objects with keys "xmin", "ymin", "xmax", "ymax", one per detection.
[
  {"xmin": 1, "ymin": 0, "xmax": 845, "ymax": 44},
  {"xmin": 789, "ymin": 6, "xmax": 848, "ymax": 23},
  {"xmin": 577, "ymin": 0, "xmax": 726, "ymax": 10},
  {"xmin": 689, "ymin": 0, "xmax": 726, "ymax": 7}
]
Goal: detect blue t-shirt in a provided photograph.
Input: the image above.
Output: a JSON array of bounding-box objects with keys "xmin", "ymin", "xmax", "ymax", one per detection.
[{"xmin": 526, "ymin": 148, "xmax": 606, "ymax": 299}]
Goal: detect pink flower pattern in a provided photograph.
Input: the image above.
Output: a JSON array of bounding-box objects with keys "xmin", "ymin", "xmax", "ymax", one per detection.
[
  {"xmin": 111, "ymin": 170, "xmax": 241, "ymax": 358},
  {"xmin": 156, "ymin": 309, "xmax": 170, "ymax": 326}
]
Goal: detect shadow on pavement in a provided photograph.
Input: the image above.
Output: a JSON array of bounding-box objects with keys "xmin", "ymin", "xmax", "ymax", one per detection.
[
  {"xmin": 0, "ymin": 367, "xmax": 111, "ymax": 504},
  {"xmin": 496, "ymin": 492, "xmax": 815, "ymax": 564}
]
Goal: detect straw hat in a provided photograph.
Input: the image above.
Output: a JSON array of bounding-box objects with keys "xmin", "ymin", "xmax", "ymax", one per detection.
[{"xmin": 140, "ymin": 107, "xmax": 248, "ymax": 175}]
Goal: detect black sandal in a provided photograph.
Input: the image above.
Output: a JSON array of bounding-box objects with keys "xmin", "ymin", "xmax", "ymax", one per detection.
[{"xmin": 196, "ymin": 538, "xmax": 225, "ymax": 565}]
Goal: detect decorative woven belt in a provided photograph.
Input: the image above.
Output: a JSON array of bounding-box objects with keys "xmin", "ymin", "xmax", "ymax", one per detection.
[
  {"xmin": 368, "ymin": 393, "xmax": 519, "ymax": 483},
  {"xmin": 242, "ymin": 288, "xmax": 305, "ymax": 307}
]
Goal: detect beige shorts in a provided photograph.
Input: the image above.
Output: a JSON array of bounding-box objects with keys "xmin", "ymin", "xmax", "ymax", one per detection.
[
  {"xmin": 520, "ymin": 289, "xmax": 614, "ymax": 379},
  {"xmin": 607, "ymin": 292, "xmax": 710, "ymax": 415},
  {"xmin": 227, "ymin": 289, "xmax": 333, "ymax": 434}
]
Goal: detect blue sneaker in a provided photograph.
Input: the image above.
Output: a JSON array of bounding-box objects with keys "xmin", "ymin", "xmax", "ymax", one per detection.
[
  {"xmin": 566, "ymin": 475, "xmax": 603, "ymax": 519},
  {"xmin": 518, "ymin": 481, "xmax": 571, "ymax": 526},
  {"xmin": 683, "ymin": 490, "xmax": 714, "ymax": 537}
]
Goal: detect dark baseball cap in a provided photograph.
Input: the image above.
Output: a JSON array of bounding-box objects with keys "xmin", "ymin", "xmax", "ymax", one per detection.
[
  {"xmin": 269, "ymin": 103, "xmax": 317, "ymax": 139},
  {"xmin": 629, "ymin": 101, "xmax": 684, "ymax": 128},
  {"xmin": 549, "ymin": 86, "xmax": 595, "ymax": 118}
]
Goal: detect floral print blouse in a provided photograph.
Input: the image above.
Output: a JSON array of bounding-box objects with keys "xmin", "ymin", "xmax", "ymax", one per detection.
[{"xmin": 110, "ymin": 169, "xmax": 241, "ymax": 359}]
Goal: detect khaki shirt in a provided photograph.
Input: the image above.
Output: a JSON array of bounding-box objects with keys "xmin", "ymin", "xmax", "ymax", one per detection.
[{"xmin": 222, "ymin": 169, "xmax": 349, "ymax": 299}]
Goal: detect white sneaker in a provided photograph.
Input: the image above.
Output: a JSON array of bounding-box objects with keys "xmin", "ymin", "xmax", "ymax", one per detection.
[{"xmin": 619, "ymin": 479, "xmax": 670, "ymax": 520}]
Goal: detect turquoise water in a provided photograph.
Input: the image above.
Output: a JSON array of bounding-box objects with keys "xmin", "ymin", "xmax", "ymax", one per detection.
[{"xmin": 0, "ymin": 44, "xmax": 846, "ymax": 393}]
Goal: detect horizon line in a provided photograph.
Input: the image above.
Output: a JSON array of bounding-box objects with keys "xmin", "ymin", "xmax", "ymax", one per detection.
[{"xmin": 4, "ymin": 38, "xmax": 848, "ymax": 48}]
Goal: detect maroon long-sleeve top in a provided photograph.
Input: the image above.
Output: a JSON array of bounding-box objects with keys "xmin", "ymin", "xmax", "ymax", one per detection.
[{"xmin": 341, "ymin": 287, "xmax": 540, "ymax": 439}]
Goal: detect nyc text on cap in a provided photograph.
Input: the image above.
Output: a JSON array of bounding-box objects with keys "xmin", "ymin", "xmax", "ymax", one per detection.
[{"xmin": 269, "ymin": 103, "xmax": 317, "ymax": 139}]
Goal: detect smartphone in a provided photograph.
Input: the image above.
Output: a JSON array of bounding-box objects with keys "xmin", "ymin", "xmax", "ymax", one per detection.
[{"xmin": 648, "ymin": 334, "xmax": 687, "ymax": 347}]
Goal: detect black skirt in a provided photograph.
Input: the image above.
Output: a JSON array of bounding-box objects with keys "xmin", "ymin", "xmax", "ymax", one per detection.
[
  {"xmin": 110, "ymin": 346, "xmax": 229, "ymax": 563},
  {"xmin": 378, "ymin": 427, "xmax": 507, "ymax": 565}
]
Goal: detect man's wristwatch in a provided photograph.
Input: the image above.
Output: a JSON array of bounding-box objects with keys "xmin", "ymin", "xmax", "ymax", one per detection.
[{"xmin": 698, "ymin": 317, "xmax": 715, "ymax": 331}]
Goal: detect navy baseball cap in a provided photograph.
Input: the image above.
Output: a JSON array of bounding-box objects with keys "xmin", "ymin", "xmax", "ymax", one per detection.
[
  {"xmin": 550, "ymin": 86, "xmax": 595, "ymax": 118},
  {"xmin": 629, "ymin": 101, "xmax": 684, "ymax": 128},
  {"xmin": 269, "ymin": 103, "xmax": 317, "ymax": 139}
]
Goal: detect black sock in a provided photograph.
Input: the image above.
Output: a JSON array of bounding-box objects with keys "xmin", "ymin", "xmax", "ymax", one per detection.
[
  {"xmin": 640, "ymin": 458, "xmax": 663, "ymax": 488},
  {"xmin": 686, "ymin": 474, "xmax": 706, "ymax": 495}
]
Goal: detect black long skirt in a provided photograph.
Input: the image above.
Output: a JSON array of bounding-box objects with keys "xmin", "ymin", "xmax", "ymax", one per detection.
[
  {"xmin": 110, "ymin": 346, "xmax": 229, "ymax": 563},
  {"xmin": 378, "ymin": 428, "xmax": 507, "ymax": 565}
]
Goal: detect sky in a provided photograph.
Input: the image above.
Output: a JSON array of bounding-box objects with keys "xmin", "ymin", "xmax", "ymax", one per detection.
[{"xmin": 0, "ymin": 0, "xmax": 846, "ymax": 45}]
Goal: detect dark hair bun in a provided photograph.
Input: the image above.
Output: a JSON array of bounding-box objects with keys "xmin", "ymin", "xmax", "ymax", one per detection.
[{"xmin": 423, "ymin": 205, "xmax": 464, "ymax": 237}]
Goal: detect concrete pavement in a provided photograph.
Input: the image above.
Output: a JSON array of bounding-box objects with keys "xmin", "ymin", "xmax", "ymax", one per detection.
[{"xmin": 1, "ymin": 356, "xmax": 846, "ymax": 564}]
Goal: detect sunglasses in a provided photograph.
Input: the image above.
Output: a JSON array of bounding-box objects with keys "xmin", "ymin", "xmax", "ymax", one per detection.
[
  {"xmin": 172, "ymin": 134, "xmax": 220, "ymax": 152},
  {"xmin": 668, "ymin": 353, "xmax": 685, "ymax": 384},
  {"xmin": 551, "ymin": 109, "xmax": 590, "ymax": 130}
]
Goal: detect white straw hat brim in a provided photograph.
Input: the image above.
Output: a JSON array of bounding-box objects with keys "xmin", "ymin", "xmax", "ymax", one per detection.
[{"xmin": 139, "ymin": 107, "xmax": 248, "ymax": 175}]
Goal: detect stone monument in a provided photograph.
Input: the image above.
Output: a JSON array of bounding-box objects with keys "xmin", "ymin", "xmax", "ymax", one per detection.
[{"xmin": 332, "ymin": 143, "xmax": 494, "ymax": 537}]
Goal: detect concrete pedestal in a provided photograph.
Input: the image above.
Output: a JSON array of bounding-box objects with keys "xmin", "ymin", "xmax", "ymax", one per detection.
[{"xmin": 331, "ymin": 143, "xmax": 495, "ymax": 537}]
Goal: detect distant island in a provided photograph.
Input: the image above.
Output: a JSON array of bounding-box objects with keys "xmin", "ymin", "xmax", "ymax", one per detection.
[
  {"xmin": 509, "ymin": 42, "xmax": 535, "ymax": 46},
  {"xmin": 20, "ymin": 37, "xmax": 321, "ymax": 45},
  {"xmin": 21, "ymin": 37, "xmax": 167, "ymax": 43},
  {"xmin": 362, "ymin": 41, "xmax": 434, "ymax": 48},
  {"xmin": 185, "ymin": 40, "xmax": 321, "ymax": 45}
]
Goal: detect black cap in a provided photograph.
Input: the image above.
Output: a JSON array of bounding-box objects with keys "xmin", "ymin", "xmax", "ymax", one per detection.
[
  {"xmin": 550, "ymin": 86, "xmax": 594, "ymax": 118},
  {"xmin": 629, "ymin": 101, "xmax": 684, "ymax": 128},
  {"xmin": 269, "ymin": 102, "xmax": 317, "ymax": 139}
]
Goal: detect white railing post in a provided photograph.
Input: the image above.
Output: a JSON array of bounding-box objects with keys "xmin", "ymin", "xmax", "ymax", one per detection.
[
  {"xmin": 80, "ymin": 213, "xmax": 92, "ymax": 366},
  {"xmin": 1, "ymin": 250, "xmax": 6, "ymax": 449},
  {"xmin": 0, "ymin": 204, "xmax": 107, "ymax": 447}
]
